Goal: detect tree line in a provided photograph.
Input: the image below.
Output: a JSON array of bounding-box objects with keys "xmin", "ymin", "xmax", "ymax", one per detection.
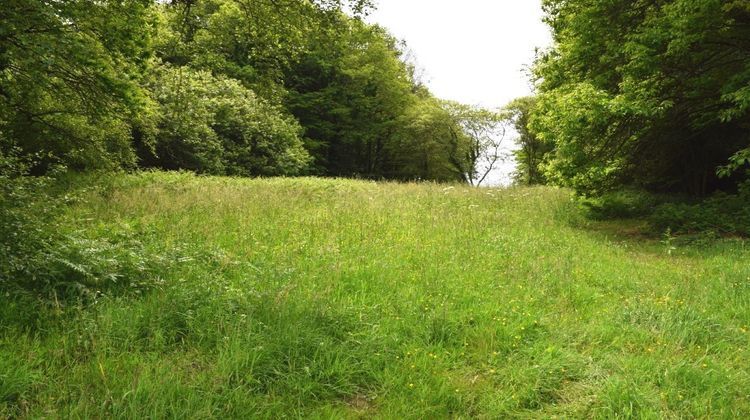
[
  {"xmin": 1, "ymin": 0, "xmax": 505, "ymax": 185},
  {"xmin": 6, "ymin": 0, "xmax": 745, "ymax": 196},
  {"xmin": 515, "ymin": 0, "xmax": 750, "ymax": 198}
]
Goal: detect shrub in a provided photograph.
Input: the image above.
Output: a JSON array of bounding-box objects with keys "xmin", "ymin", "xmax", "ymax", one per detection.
[
  {"xmin": 650, "ymin": 185, "xmax": 750, "ymax": 236},
  {"xmin": 1, "ymin": 146, "xmax": 170, "ymax": 302},
  {"xmin": 575, "ymin": 184, "xmax": 750, "ymax": 237},
  {"xmin": 579, "ymin": 189, "xmax": 661, "ymax": 220},
  {"xmin": 40, "ymin": 232, "xmax": 171, "ymax": 301},
  {"xmin": 0, "ymin": 146, "xmax": 64, "ymax": 292},
  {"xmin": 143, "ymin": 65, "xmax": 311, "ymax": 176}
]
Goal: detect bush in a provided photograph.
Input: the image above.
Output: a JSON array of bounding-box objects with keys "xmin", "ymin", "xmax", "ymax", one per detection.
[
  {"xmin": 575, "ymin": 184, "xmax": 750, "ymax": 237},
  {"xmin": 579, "ymin": 189, "xmax": 661, "ymax": 220},
  {"xmin": 143, "ymin": 65, "xmax": 311, "ymax": 176},
  {"xmin": 1, "ymin": 146, "xmax": 170, "ymax": 303},
  {"xmin": 650, "ymin": 185, "xmax": 750, "ymax": 236},
  {"xmin": 0, "ymin": 146, "xmax": 64, "ymax": 291},
  {"xmin": 40, "ymin": 231, "xmax": 173, "ymax": 301}
]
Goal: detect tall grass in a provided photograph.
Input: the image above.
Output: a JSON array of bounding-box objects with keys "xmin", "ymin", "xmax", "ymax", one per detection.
[{"xmin": 2, "ymin": 172, "xmax": 749, "ymax": 418}]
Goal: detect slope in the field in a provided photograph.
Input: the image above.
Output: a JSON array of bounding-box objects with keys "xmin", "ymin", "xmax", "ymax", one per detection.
[{"xmin": 2, "ymin": 173, "xmax": 749, "ymax": 418}]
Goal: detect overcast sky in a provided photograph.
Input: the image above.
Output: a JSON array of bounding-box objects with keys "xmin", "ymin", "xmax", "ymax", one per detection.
[
  {"xmin": 367, "ymin": 0, "xmax": 552, "ymax": 109},
  {"xmin": 366, "ymin": 1, "xmax": 552, "ymax": 184}
]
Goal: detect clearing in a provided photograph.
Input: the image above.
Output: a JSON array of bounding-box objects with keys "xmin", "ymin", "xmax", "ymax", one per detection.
[{"xmin": 2, "ymin": 172, "xmax": 749, "ymax": 418}]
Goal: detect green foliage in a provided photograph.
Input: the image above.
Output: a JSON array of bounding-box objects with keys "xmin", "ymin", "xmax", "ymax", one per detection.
[
  {"xmin": 1, "ymin": 0, "xmax": 480, "ymax": 182},
  {"xmin": 41, "ymin": 230, "xmax": 175, "ymax": 301},
  {"xmin": 157, "ymin": 0, "xmax": 372, "ymax": 100},
  {"xmin": 530, "ymin": 83, "xmax": 633, "ymax": 196},
  {"xmin": 441, "ymin": 101, "xmax": 506, "ymax": 186},
  {"xmin": 0, "ymin": 145, "xmax": 63, "ymax": 291},
  {"xmin": 650, "ymin": 182, "xmax": 750, "ymax": 236},
  {"xmin": 143, "ymin": 65, "xmax": 310, "ymax": 176},
  {"xmin": 0, "ymin": 0, "xmax": 155, "ymax": 171},
  {"xmin": 285, "ymin": 20, "xmax": 418, "ymax": 178},
  {"xmin": 145, "ymin": 66, "xmax": 224, "ymax": 173},
  {"xmin": 282, "ymin": 18, "xmax": 482, "ymax": 181},
  {"xmin": 718, "ymin": 149, "xmax": 750, "ymax": 178},
  {"xmin": 389, "ymin": 97, "xmax": 466, "ymax": 182},
  {"xmin": 580, "ymin": 189, "xmax": 661, "ymax": 220},
  {"xmin": 533, "ymin": 0, "xmax": 750, "ymax": 196},
  {"xmin": 506, "ymin": 97, "xmax": 551, "ymax": 186},
  {"xmin": 575, "ymin": 183, "xmax": 750, "ymax": 237},
  {"xmin": 0, "ymin": 146, "xmax": 173, "ymax": 302}
]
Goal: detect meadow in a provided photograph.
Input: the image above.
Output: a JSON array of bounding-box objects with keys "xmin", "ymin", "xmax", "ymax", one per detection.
[{"xmin": 2, "ymin": 172, "xmax": 749, "ymax": 418}]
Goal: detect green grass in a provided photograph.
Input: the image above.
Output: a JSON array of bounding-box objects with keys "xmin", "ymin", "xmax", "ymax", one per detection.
[{"xmin": 2, "ymin": 172, "xmax": 750, "ymax": 418}]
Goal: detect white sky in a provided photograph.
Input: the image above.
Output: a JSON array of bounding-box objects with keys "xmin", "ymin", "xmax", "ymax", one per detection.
[
  {"xmin": 367, "ymin": 1, "xmax": 551, "ymax": 109},
  {"xmin": 366, "ymin": 1, "xmax": 553, "ymax": 184}
]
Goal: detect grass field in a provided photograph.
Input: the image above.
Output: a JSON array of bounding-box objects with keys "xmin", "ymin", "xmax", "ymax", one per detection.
[{"xmin": 2, "ymin": 172, "xmax": 749, "ymax": 418}]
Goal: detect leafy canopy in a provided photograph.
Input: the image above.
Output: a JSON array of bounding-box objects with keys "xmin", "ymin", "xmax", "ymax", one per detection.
[{"xmin": 532, "ymin": 0, "xmax": 750, "ymax": 196}]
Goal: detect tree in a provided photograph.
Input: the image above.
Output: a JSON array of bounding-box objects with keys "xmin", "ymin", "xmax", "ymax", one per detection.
[
  {"xmin": 532, "ymin": 0, "xmax": 750, "ymax": 196},
  {"xmin": 389, "ymin": 96, "xmax": 463, "ymax": 182},
  {"xmin": 443, "ymin": 102, "xmax": 506, "ymax": 187},
  {"xmin": 156, "ymin": 0, "xmax": 373, "ymax": 101},
  {"xmin": 156, "ymin": 0, "xmax": 455, "ymax": 181},
  {"xmin": 285, "ymin": 20, "xmax": 417, "ymax": 178},
  {"xmin": 0, "ymin": 0, "xmax": 155, "ymax": 171},
  {"xmin": 1, "ymin": 0, "xmax": 488, "ymax": 184},
  {"xmin": 142, "ymin": 65, "xmax": 310, "ymax": 175},
  {"xmin": 505, "ymin": 97, "xmax": 551, "ymax": 186}
]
